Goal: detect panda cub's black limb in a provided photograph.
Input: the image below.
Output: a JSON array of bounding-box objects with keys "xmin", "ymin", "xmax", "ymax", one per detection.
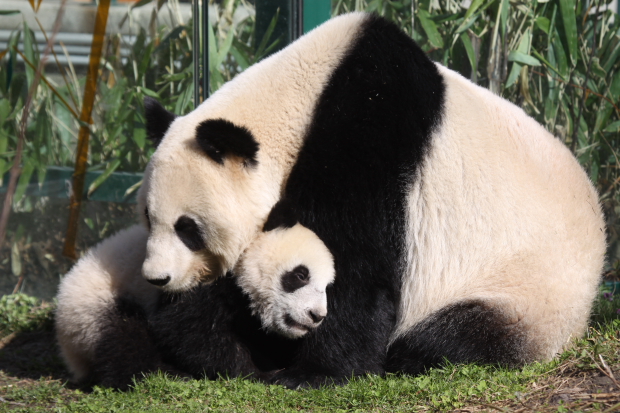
[{"xmin": 150, "ymin": 199, "xmax": 336, "ymax": 380}]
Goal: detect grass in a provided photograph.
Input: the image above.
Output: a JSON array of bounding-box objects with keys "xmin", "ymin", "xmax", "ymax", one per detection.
[{"xmin": 0, "ymin": 293, "xmax": 618, "ymax": 412}]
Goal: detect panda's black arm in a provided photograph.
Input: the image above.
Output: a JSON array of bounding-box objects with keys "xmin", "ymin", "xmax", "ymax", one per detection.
[{"xmin": 149, "ymin": 275, "xmax": 288, "ymax": 381}]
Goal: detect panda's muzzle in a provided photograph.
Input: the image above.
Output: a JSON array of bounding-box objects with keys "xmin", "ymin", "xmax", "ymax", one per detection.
[{"xmin": 146, "ymin": 275, "xmax": 171, "ymax": 286}]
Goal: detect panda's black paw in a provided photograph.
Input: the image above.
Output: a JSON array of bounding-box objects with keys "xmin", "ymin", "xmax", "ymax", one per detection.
[{"xmin": 270, "ymin": 370, "xmax": 340, "ymax": 389}]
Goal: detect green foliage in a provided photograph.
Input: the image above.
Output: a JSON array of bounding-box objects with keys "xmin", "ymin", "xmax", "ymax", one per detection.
[
  {"xmin": 0, "ymin": 293, "xmax": 53, "ymax": 335},
  {"xmin": 591, "ymin": 283, "xmax": 620, "ymax": 324}
]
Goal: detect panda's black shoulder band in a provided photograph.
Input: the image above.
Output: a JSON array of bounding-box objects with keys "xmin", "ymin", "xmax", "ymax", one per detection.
[
  {"xmin": 263, "ymin": 199, "xmax": 298, "ymax": 232},
  {"xmin": 196, "ymin": 119, "xmax": 259, "ymax": 166}
]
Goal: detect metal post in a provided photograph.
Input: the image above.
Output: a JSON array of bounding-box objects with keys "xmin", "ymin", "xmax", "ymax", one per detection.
[
  {"xmin": 193, "ymin": 0, "xmax": 200, "ymax": 107},
  {"xmin": 202, "ymin": 0, "xmax": 209, "ymax": 100}
]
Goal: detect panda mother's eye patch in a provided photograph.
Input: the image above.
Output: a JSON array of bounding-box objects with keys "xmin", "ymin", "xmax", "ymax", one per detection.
[{"xmin": 174, "ymin": 216, "xmax": 206, "ymax": 251}]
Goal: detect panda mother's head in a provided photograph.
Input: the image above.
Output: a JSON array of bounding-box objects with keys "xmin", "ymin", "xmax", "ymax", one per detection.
[
  {"xmin": 138, "ymin": 98, "xmax": 280, "ymax": 292},
  {"xmin": 137, "ymin": 13, "xmax": 367, "ymax": 292}
]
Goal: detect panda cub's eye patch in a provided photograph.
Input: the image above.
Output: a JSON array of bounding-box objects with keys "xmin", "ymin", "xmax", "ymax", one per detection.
[
  {"xmin": 281, "ymin": 265, "xmax": 310, "ymax": 293},
  {"xmin": 174, "ymin": 216, "xmax": 206, "ymax": 252}
]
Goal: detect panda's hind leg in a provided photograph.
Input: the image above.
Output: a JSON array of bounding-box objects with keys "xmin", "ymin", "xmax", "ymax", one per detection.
[{"xmin": 385, "ymin": 300, "xmax": 532, "ymax": 375}]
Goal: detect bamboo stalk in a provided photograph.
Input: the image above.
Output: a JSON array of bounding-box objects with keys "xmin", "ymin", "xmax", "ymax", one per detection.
[{"xmin": 62, "ymin": 0, "xmax": 111, "ymax": 260}]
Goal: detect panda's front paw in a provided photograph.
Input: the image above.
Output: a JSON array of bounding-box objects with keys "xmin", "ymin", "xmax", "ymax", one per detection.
[{"xmin": 270, "ymin": 370, "xmax": 341, "ymax": 389}]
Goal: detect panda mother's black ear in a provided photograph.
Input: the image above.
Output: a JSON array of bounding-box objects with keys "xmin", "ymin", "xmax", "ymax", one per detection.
[
  {"xmin": 144, "ymin": 97, "xmax": 176, "ymax": 148},
  {"xmin": 195, "ymin": 119, "xmax": 259, "ymax": 166},
  {"xmin": 263, "ymin": 199, "xmax": 298, "ymax": 232}
]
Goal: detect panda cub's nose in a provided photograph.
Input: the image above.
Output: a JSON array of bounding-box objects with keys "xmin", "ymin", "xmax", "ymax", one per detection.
[
  {"xmin": 146, "ymin": 275, "xmax": 171, "ymax": 286},
  {"xmin": 309, "ymin": 310, "xmax": 326, "ymax": 323}
]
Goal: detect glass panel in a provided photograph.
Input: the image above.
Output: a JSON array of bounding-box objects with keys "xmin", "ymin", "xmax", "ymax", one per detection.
[{"xmin": 0, "ymin": 0, "xmax": 193, "ymax": 298}]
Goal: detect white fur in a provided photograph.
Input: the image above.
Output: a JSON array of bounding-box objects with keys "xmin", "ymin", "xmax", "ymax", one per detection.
[
  {"xmin": 235, "ymin": 224, "xmax": 335, "ymax": 339},
  {"xmin": 395, "ymin": 65, "xmax": 605, "ymax": 359},
  {"xmin": 139, "ymin": 13, "xmax": 366, "ymax": 292},
  {"xmin": 55, "ymin": 225, "xmax": 160, "ymax": 382}
]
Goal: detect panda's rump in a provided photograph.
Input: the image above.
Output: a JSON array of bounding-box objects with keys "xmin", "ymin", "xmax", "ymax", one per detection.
[{"xmin": 394, "ymin": 65, "xmax": 605, "ymax": 361}]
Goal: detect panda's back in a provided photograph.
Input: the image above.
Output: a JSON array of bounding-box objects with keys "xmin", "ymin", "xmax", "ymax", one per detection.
[{"xmin": 396, "ymin": 64, "xmax": 605, "ymax": 358}]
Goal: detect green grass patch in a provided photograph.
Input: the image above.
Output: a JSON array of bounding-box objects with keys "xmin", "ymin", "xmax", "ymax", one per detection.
[{"xmin": 0, "ymin": 294, "xmax": 618, "ymax": 412}]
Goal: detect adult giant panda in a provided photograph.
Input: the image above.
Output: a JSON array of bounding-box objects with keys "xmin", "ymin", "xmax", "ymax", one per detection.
[
  {"xmin": 140, "ymin": 12, "xmax": 605, "ymax": 388},
  {"xmin": 55, "ymin": 202, "xmax": 335, "ymax": 388}
]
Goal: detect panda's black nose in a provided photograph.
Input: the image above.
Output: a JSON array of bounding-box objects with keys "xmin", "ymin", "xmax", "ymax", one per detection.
[
  {"xmin": 146, "ymin": 276, "xmax": 171, "ymax": 286},
  {"xmin": 309, "ymin": 310, "xmax": 325, "ymax": 323}
]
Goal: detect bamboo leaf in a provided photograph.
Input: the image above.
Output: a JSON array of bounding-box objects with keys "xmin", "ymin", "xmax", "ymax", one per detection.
[
  {"xmin": 0, "ymin": 10, "xmax": 21, "ymax": 15},
  {"xmin": 508, "ymin": 51, "xmax": 541, "ymax": 66},
  {"xmin": 506, "ymin": 62, "xmax": 522, "ymax": 88},
  {"xmin": 460, "ymin": 32, "xmax": 477, "ymax": 77},
  {"xmin": 208, "ymin": 22, "xmax": 218, "ymax": 72},
  {"xmin": 589, "ymin": 57, "xmax": 606, "ymax": 79},
  {"xmin": 499, "ymin": 0, "xmax": 508, "ymax": 38},
  {"xmin": 14, "ymin": 161, "xmax": 34, "ymax": 204},
  {"xmin": 255, "ymin": 10, "xmax": 280, "ymax": 59},
  {"xmin": 230, "ymin": 41, "xmax": 250, "ymax": 70},
  {"xmin": 22, "ymin": 22, "xmax": 37, "ymax": 87},
  {"xmin": 463, "ymin": 0, "xmax": 485, "ymax": 21},
  {"xmin": 603, "ymin": 39, "xmax": 620, "ymax": 73},
  {"xmin": 216, "ymin": 28, "xmax": 235, "ymax": 70},
  {"xmin": 87, "ymin": 159, "xmax": 121, "ymax": 198},
  {"xmin": 535, "ymin": 17, "xmax": 550, "ymax": 34},
  {"xmin": 531, "ymin": 50, "xmax": 561, "ymax": 75},
  {"xmin": 11, "ymin": 241, "xmax": 22, "ymax": 277},
  {"xmin": 418, "ymin": 10, "xmax": 444, "ymax": 48},
  {"xmin": 604, "ymin": 120, "xmax": 620, "ymax": 133},
  {"xmin": 558, "ymin": 0, "xmax": 578, "ymax": 65},
  {"xmin": 553, "ymin": 33, "xmax": 569, "ymax": 79}
]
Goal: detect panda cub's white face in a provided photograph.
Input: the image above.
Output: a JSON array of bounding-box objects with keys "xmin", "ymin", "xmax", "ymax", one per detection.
[{"xmin": 235, "ymin": 223, "xmax": 335, "ymax": 339}]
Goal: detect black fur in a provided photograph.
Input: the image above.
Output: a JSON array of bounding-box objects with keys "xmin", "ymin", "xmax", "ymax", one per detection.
[
  {"xmin": 263, "ymin": 199, "xmax": 298, "ymax": 232},
  {"xmin": 91, "ymin": 296, "xmax": 181, "ymax": 390},
  {"xmin": 196, "ymin": 119, "xmax": 259, "ymax": 166},
  {"xmin": 385, "ymin": 300, "xmax": 529, "ymax": 374},
  {"xmin": 149, "ymin": 274, "xmax": 300, "ymax": 381},
  {"xmin": 269, "ymin": 15, "xmax": 445, "ymax": 388},
  {"xmin": 174, "ymin": 216, "xmax": 206, "ymax": 251},
  {"xmin": 144, "ymin": 97, "xmax": 176, "ymax": 147},
  {"xmin": 281, "ymin": 265, "xmax": 310, "ymax": 293}
]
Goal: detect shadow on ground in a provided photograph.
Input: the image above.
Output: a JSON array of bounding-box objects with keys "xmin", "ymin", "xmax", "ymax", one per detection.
[{"xmin": 0, "ymin": 329, "xmax": 69, "ymax": 382}]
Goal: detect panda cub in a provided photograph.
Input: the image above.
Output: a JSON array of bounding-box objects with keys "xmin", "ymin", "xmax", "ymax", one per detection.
[
  {"xmin": 55, "ymin": 201, "xmax": 335, "ymax": 388},
  {"xmin": 150, "ymin": 200, "xmax": 335, "ymax": 380}
]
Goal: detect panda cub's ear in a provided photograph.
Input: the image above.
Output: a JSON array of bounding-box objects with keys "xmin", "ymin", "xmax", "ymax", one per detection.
[
  {"xmin": 263, "ymin": 199, "xmax": 298, "ymax": 232},
  {"xmin": 144, "ymin": 97, "xmax": 176, "ymax": 148},
  {"xmin": 195, "ymin": 119, "xmax": 259, "ymax": 167}
]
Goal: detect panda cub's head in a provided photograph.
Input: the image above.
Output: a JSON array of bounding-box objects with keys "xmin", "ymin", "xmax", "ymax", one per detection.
[{"xmin": 235, "ymin": 200, "xmax": 335, "ymax": 339}]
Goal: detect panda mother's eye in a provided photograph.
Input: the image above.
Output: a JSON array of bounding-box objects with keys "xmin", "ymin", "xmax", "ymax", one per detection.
[
  {"xmin": 174, "ymin": 216, "xmax": 206, "ymax": 251},
  {"xmin": 281, "ymin": 265, "xmax": 310, "ymax": 293}
]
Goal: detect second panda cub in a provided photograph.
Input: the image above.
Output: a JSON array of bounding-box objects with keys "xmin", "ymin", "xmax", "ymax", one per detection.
[{"xmin": 150, "ymin": 200, "xmax": 335, "ymax": 380}]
